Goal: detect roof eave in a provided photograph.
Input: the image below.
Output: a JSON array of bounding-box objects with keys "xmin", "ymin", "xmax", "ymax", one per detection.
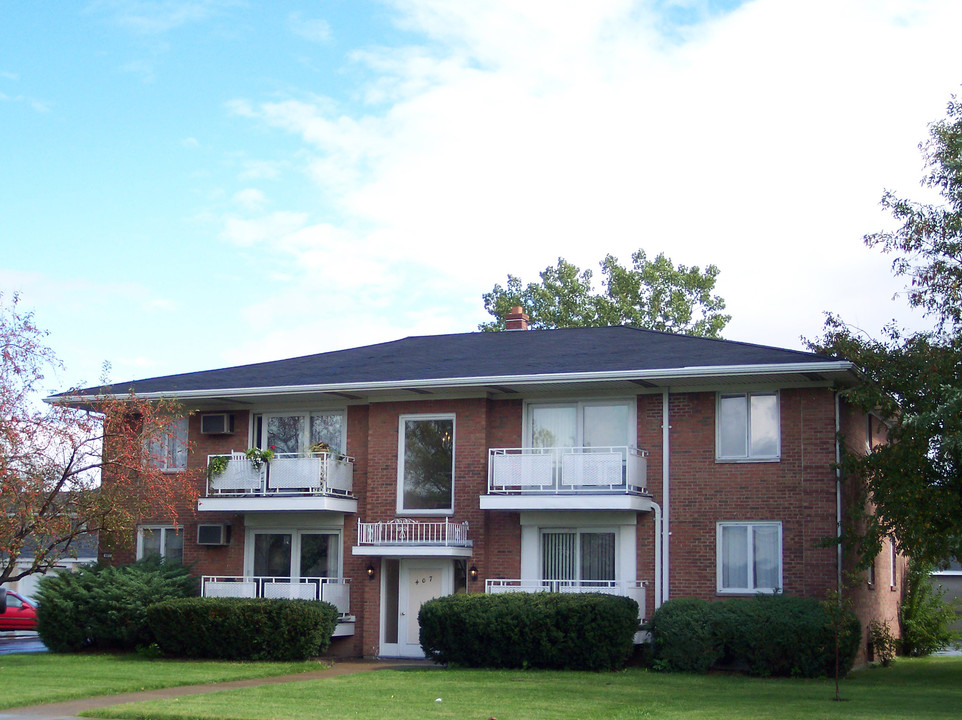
[{"xmin": 47, "ymin": 360, "xmax": 857, "ymax": 404}]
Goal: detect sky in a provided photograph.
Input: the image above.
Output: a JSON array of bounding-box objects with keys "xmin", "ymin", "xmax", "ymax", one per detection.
[{"xmin": 2, "ymin": 0, "xmax": 960, "ymax": 395}]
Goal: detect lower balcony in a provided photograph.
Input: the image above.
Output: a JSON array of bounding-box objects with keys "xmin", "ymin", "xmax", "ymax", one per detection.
[
  {"xmin": 201, "ymin": 575, "xmax": 355, "ymax": 636},
  {"xmin": 352, "ymin": 518, "xmax": 474, "ymax": 558},
  {"xmin": 480, "ymin": 446, "xmax": 653, "ymax": 512},
  {"xmin": 486, "ymin": 578, "xmax": 648, "ymax": 622},
  {"xmin": 197, "ymin": 452, "xmax": 357, "ymax": 513}
]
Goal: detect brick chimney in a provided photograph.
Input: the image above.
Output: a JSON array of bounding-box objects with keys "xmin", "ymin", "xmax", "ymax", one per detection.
[{"xmin": 505, "ymin": 306, "xmax": 529, "ymax": 331}]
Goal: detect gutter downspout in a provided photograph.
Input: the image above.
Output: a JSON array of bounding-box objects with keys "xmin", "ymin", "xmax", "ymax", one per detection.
[
  {"xmin": 651, "ymin": 500, "xmax": 662, "ymax": 609},
  {"xmin": 835, "ymin": 391, "xmax": 843, "ymax": 593},
  {"xmin": 662, "ymin": 388, "xmax": 671, "ymax": 605}
]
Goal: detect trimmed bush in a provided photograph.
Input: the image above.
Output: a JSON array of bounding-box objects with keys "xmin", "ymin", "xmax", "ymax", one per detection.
[
  {"xmin": 646, "ymin": 597, "xmax": 722, "ymax": 673},
  {"xmin": 419, "ymin": 592, "xmax": 639, "ymax": 670},
  {"xmin": 35, "ymin": 557, "xmax": 197, "ymax": 653},
  {"xmin": 647, "ymin": 594, "xmax": 860, "ymax": 678},
  {"xmin": 146, "ymin": 597, "xmax": 339, "ymax": 661}
]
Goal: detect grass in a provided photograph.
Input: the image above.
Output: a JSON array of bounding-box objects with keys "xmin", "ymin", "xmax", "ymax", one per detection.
[
  {"xmin": 82, "ymin": 656, "xmax": 962, "ymax": 720},
  {"xmin": 0, "ymin": 653, "xmax": 326, "ymax": 709}
]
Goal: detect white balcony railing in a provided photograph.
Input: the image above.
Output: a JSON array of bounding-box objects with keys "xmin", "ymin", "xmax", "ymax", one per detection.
[
  {"xmin": 356, "ymin": 518, "xmax": 472, "ymax": 547},
  {"xmin": 486, "ymin": 578, "xmax": 647, "ymax": 620},
  {"xmin": 206, "ymin": 452, "xmax": 354, "ymax": 498},
  {"xmin": 201, "ymin": 575, "xmax": 351, "ymax": 616},
  {"xmin": 487, "ymin": 446, "xmax": 648, "ymax": 495}
]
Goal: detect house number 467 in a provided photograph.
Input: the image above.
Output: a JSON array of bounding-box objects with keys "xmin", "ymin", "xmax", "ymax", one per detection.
[{"xmin": 414, "ymin": 576, "xmax": 433, "ymax": 584}]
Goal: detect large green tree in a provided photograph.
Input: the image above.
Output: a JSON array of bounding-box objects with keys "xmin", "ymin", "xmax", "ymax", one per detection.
[
  {"xmin": 814, "ymin": 95, "xmax": 962, "ymax": 565},
  {"xmin": 480, "ymin": 250, "xmax": 730, "ymax": 337}
]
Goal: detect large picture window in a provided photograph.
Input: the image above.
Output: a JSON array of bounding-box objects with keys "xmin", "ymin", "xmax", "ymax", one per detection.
[
  {"xmin": 398, "ymin": 415, "xmax": 455, "ymax": 513},
  {"xmin": 717, "ymin": 392, "xmax": 779, "ymax": 460},
  {"xmin": 717, "ymin": 522, "xmax": 782, "ymax": 594}
]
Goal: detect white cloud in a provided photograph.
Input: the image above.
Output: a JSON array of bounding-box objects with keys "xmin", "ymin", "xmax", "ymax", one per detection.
[
  {"xmin": 88, "ymin": 0, "xmax": 238, "ymax": 34},
  {"xmin": 289, "ymin": 12, "xmax": 331, "ymax": 44},
  {"xmin": 225, "ymin": 0, "xmax": 962, "ymax": 350},
  {"xmin": 220, "ymin": 211, "xmax": 308, "ymax": 247},
  {"xmin": 181, "ymin": 136, "xmax": 200, "ymax": 148},
  {"xmin": 233, "ymin": 188, "xmax": 267, "ymax": 210}
]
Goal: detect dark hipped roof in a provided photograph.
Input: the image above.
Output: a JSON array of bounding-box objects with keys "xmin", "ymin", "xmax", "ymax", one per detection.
[{"xmin": 55, "ymin": 326, "xmax": 852, "ymax": 401}]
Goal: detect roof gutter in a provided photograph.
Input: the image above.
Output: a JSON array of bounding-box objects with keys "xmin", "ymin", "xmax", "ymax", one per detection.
[{"xmin": 47, "ymin": 361, "xmax": 856, "ymax": 404}]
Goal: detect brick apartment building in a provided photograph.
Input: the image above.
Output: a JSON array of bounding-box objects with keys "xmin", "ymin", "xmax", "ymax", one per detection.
[{"xmin": 60, "ymin": 316, "xmax": 903, "ymax": 661}]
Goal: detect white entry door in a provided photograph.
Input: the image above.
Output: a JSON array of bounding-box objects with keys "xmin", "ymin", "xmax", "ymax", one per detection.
[{"xmin": 380, "ymin": 558, "xmax": 451, "ymax": 658}]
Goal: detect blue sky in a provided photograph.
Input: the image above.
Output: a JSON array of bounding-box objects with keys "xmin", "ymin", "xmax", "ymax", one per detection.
[{"xmin": 2, "ymin": 0, "xmax": 960, "ymax": 394}]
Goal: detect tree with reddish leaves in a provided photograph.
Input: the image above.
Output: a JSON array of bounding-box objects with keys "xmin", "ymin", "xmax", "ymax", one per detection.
[{"xmin": 0, "ymin": 293, "xmax": 199, "ymax": 586}]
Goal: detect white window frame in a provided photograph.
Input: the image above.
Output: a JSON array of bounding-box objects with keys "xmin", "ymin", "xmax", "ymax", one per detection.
[
  {"xmin": 397, "ymin": 413, "xmax": 456, "ymax": 516},
  {"xmin": 540, "ymin": 527, "xmax": 618, "ymax": 583},
  {"xmin": 254, "ymin": 410, "xmax": 347, "ymax": 454},
  {"xmin": 150, "ymin": 416, "xmax": 188, "ymax": 471},
  {"xmin": 136, "ymin": 525, "xmax": 184, "ymax": 563},
  {"xmin": 523, "ymin": 398, "xmax": 635, "ymax": 449},
  {"xmin": 889, "ymin": 538, "xmax": 897, "ymax": 589},
  {"xmin": 243, "ymin": 527, "xmax": 342, "ymax": 580},
  {"xmin": 716, "ymin": 521, "xmax": 782, "ymax": 594},
  {"xmin": 715, "ymin": 391, "xmax": 780, "ymax": 462}
]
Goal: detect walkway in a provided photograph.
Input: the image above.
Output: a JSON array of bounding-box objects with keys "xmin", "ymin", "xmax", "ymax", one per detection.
[{"xmin": 0, "ymin": 659, "xmax": 429, "ymax": 720}]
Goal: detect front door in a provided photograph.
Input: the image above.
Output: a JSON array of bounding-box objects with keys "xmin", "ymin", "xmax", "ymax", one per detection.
[{"xmin": 380, "ymin": 558, "xmax": 451, "ymax": 658}]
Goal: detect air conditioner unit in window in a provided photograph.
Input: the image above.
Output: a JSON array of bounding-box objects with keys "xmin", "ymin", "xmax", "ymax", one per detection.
[
  {"xmin": 200, "ymin": 413, "xmax": 235, "ymax": 435},
  {"xmin": 197, "ymin": 524, "xmax": 231, "ymax": 546}
]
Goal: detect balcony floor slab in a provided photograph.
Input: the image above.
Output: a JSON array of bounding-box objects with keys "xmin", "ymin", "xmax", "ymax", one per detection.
[
  {"xmin": 198, "ymin": 496, "xmax": 358, "ymax": 514},
  {"xmin": 480, "ymin": 494, "xmax": 655, "ymax": 512}
]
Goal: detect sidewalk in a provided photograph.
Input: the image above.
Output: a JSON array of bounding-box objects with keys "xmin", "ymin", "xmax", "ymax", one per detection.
[{"xmin": 0, "ymin": 659, "xmax": 429, "ymax": 720}]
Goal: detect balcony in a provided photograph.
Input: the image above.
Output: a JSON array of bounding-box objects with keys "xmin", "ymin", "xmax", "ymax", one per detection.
[
  {"xmin": 480, "ymin": 446, "xmax": 653, "ymax": 512},
  {"xmin": 197, "ymin": 452, "xmax": 357, "ymax": 514},
  {"xmin": 486, "ymin": 578, "xmax": 648, "ymax": 623},
  {"xmin": 353, "ymin": 518, "xmax": 473, "ymax": 558},
  {"xmin": 201, "ymin": 575, "xmax": 354, "ymax": 636}
]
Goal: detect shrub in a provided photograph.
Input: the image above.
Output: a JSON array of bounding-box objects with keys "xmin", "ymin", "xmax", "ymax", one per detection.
[
  {"xmin": 900, "ymin": 563, "xmax": 956, "ymax": 657},
  {"xmin": 419, "ymin": 592, "xmax": 639, "ymax": 670},
  {"xmin": 146, "ymin": 597, "xmax": 339, "ymax": 661},
  {"xmin": 647, "ymin": 595, "xmax": 860, "ymax": 678},
  {"xmin": 868, "ymin": 619, "xmax": 898, "ymax": 666},
  {"xmin": 646, "ymin": 597, "xmax": 721, "ymax": 673},
  {"xmin": 35, "ymin": 557, "xmax": 197, "ymax": 653}
]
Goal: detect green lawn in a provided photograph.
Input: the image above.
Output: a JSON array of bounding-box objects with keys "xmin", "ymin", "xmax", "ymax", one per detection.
[
  {"xmin": 0, "ymin": 653, "xmax": 326, "ymax": 709},
  {"xmin": 83, "ymin": 656, "xmax": 962, "ymax": 720}
]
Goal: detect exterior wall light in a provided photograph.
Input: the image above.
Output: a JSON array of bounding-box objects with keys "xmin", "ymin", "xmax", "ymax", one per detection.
[
  {"xmin": 367, "ymin": 563, "xmax": 376, "ymax": 580},
  {"xmin": 469, "ymin": 565, "xmax": 479, "ymax": 582}
]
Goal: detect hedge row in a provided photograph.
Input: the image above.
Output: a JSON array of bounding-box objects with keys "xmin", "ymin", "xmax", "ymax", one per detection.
[
  {"xmin": 419, "ymin": 592, "xmax": 639, "ymax": 670},
  {"xmin": 647, "ymin": 595, "xmax": 861, "ymax": 677},
  {"xmin": 146, "ymin": 597, "xmax": 340, "ymax": 661},
  {"xmin": 35, "ymin": 558, "xmax": 197, "ymax": 652}
]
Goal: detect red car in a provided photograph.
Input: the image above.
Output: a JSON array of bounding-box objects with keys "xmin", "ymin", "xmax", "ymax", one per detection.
[{"xmin": 0, "ymin": 589, "xmax": 38, "ymax": 631}]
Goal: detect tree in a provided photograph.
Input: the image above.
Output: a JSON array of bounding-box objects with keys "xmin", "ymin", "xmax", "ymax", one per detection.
[
  {"xmin": 0, "ymin": 293, "xmax": 199, "ymax": 586},
  {"xmin": 813, "ymin": 94, "xmax": 962, "ymax": 565},
  {"xmin": 480, "ymin": 250, "xmax": 731, "ymax": 337}
]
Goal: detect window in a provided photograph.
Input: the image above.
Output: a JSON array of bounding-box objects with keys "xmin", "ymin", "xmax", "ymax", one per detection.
[
  {"xmin": 889, "ymin": 538, "xmax": 897, "ymax": 589},
  {"xmin": 867, "ymin": 558, "xmax": 876, "ymax": 588},
  {"xmin": 527, "ymin": 400, "xmax": 632, "ymax": 449},
  {"xmin": 717, "ymin": 522, "xmax": 781, "ymax": 594},
  {"xmin": 398, "ymin": 415, "xmax": 454, "ymax": 513},
  {"xmin": 255, "ymin": 411, "xmax": 346, "ymax": 454},
  {"xmin": 542, "ymin": 529, "xmax": 616, "ymax": 584},
  {"xmin": 137, "ymin": 526, "xmax": 184, "ymax": 563},
  {"xmin": 717, "ymin": 392, "xmax": 779, "ymax": 460},
  {"xmin": 252, "ymin": 530, "xmax": 339, "ymax": 579},
  {"xmin": 149, "ymin": 417, "xmax": 188, "ymax": 471}
]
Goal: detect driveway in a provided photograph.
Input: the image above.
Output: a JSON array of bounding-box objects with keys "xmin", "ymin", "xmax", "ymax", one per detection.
[{"xmin": 0, "ymin": 633, "xmax": 46, "ymax": 655}]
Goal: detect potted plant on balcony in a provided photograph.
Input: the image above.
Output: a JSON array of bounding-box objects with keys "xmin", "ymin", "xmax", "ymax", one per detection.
[
  {"xmin": 245, "ymin": 446, "xmax": 275, "ymax": 470},
  {"xmin": 206, "ymin": 455, "xmax": 230, "ymax": 481}
]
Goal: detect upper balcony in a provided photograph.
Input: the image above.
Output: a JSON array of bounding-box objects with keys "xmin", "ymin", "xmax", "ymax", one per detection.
[
  {"xmin": 353, "ymin": 518, "xmax": 474, "ymax": 558},
  {"xmin": 479, "ymin": 446, "xmax": 654, "ymax": 512},
  {"xmin": 197, "ymin": 452, "xmax": 357, "ymax": 514}
]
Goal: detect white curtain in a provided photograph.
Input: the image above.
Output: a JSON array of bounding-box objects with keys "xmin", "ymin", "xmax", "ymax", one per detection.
[
  {"xmin": 542, "ymin": 532, "xmax": 576, "ymax": 580},
  {"xmin": 752, "ymin": 524, "xmax": 779, "ymax": 590},
  {"xmin": 722, "ymin": 525, "xmax": 749, "ymax": 589}
]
